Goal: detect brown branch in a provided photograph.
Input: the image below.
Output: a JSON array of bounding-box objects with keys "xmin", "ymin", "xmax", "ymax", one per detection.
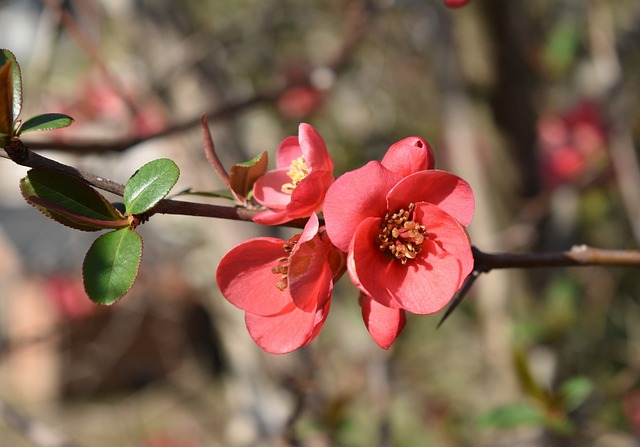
[
  {"xmin": 473, "ymin": 245, "xmax": 640, "ymax": 270},
  {"xmin": 4, "ymin": 141, "xmax": 640, "ymax": 262}
]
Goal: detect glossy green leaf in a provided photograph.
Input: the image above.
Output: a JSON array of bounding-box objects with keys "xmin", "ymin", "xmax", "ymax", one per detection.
[
  {"xmin": 229, "ymin": 151, "xmax": 268, "ymax": 199},
  {"xmin": 83, "ymin": 228, "xmax": 142, "ymax": 305},
  {"xmin": 478, "ymin": 403, "xmax": 546, "ymax": 429},
  {"xmin": 18, "ymin": 113, "xmax": 74, "ymax": 134},
  {"xmin": 0, "ymin": 49, "xmax": 21, "ymax": 122},
  {"xmin": 20, "ymin": 168, "xmax": 126, "ymax": 231},
  {"xmin": 0, "ymin": 60, "xmax": 14, "ymax": 137},
  {"xmin": 124, "ymin": 158, "xmax": 180, "ymax": 215}
]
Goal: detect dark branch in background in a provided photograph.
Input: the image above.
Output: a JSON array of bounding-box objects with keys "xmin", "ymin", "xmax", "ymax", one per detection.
[{"xmin": 25, "ymin": 0, "xmax": 374, "ymax": 155}]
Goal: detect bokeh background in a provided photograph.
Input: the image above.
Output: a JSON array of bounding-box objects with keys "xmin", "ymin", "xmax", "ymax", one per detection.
[{"xmin": 1, "ymin": 0, "xmax": 640, "ymax": 446}]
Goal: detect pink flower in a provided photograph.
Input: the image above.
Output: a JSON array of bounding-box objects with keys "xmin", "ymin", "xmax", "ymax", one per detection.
[
  {"xmin": 323, "ymin": 161, "xmax": 475, "ymax": 318},
  {"xmin": 216, "ymin": 214, "xmax": 345, "ymax": 354},
  {"xmin": 253, "ymin": 123, "xmax": 334, "ymax": 225}
]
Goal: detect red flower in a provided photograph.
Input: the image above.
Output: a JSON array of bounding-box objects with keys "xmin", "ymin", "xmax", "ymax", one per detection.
[
  {"xmin": 216, "ymin": 214, "xmax": 345, "ymax": 353},
  {"xmin": 323, "ymin": 161, "xmax": 474, "ymax": 317},
  {"xmin": 443, "ymin": 0, "xmax": 471, "ymax": 8},
  {"xmin": 253, "ymin": 123, "xmax": 334, "ymax": 225}
]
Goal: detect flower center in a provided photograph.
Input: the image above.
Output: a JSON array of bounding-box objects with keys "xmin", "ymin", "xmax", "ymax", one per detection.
[
  {"xmin": 281, "ymin": 156, "xmax": 309, "ymax": 194},
  {"xmin": 271, "ymin": 236, "xmax": 300, "ymax": 290},
  {"xmin": 378, "ymin": 203, "xmax": 427, "ymax": 264}
]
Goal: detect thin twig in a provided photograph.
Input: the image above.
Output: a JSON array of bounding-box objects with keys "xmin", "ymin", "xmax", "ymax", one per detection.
[{"xmin": 200, "ymin": 114, "xmax": 243, "ymax": 204}]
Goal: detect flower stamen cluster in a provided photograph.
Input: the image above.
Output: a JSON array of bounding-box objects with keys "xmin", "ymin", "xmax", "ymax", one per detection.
[
  {"xmin": 271, "ymin": 238, "xmax": 299, "ymax": 291},
  {"xmin": 378, "ymin": 203, "xmax": 427, "ymax": 264},
  {"xmin": 281, "ymin": 156, "xmax": 309, "ymax": 194}
]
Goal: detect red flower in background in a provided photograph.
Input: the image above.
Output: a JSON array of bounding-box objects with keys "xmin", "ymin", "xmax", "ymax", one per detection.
[
  {"xmin": 538, "ymin": 101, "xmax": 608, "ymax": 188},
  {"xmin": 253, "ymin": 123, "xmax": 334, "ymax": 225},
  {"xmin": 444, "ymin": 0, "xmax": 472, "ymax": 8},
  {"xmin": 323, "ymin": 151, "xmax": 474, "ymax": 346},
  {"xmin": 216, "ymin": 214, "xmax": 345, "ymax": 354}
]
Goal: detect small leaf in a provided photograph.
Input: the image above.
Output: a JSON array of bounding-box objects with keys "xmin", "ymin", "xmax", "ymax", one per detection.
[
  {"xmin": 20, "ymin": 168, "xmax": 125, "ymax": 231},
  {"xmin": 0, "ymin": 60, "xmax": 14, "ymax": 137},
  {"xmin": 19, "ymin": 113, "xmax": 74, "ymax": 134},
  {"xmin": 124, "ymin": 158, "xmax": 180, "ymax": 215},
  {"xmin": 229, "ymin": 151, "xmax": 268, "ymax": 200},
  {"xmin": 559, "ymin": 376, "xmax": 592, "ymax": 411},
  {"xmin": 83, "ymin": 228, "xmax": 142, "ymax": 305},
  {"xmin": 0, "ymin": 49, "xmax": 21, "ymax": 122},
  {"xmin": 478, "ymin": 403, "xmax": 546, "ymax": 429}
]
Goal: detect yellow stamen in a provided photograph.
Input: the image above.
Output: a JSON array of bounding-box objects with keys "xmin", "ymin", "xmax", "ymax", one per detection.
[
  {"xmin": 281, "ymin": 156, "xmax": 309, "ymax": 194},
  {"xmin": 271, "ymin": 237, "xmax": 299, "ymax": 291}
]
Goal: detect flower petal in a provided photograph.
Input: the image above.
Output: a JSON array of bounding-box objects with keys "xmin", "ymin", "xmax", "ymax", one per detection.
[
  {"xmin": 289, "ymin": 214, "xmax": 334, "ymax": 311},
  {"xmin": 245, "ymin": 298, "xmax": 331, "ymax": 354},
  {"xmin": 216, "ymin": 237, "xmax": 293, "ymax": 316},
  {"xmin": 286, "ymin": 170, "xmax": 334, "ymax": 218},
  {"xmin": 253, "ymin": 168, "xmax": 294, "ymax": 209},
  {"xmin": 387, "ymin": 170, "xmax": 475, "ymax": 227},
  {"xmin": 299, "ymin": 123, "xmax": 333, "ymax": 172},
  {"xmin": 381, "ymin": 136, "xmax": 435, "ymax": 176},
  {"xmin": 384, "ymin": 242, "xmax": 465, "ymax": 314},
  {"xmin": 324, "ymin": 161, "xmax": 402, "ymax": 252},
  {"xmin": 347, "ymin": 216, "xmax": 401, "ymax": 309},
  {"xmin": 276, "ymin": 136, "xmax": 303, "ymax": 169},
  {"xmin": 359, "ymin": 293, "xmax": 406, "ymax": 349},
  {"xmin": 414, "ymin": 202, "xmax": 474, "ymax": 278},
  {"xmin": 252, "ymin": 208, "xmax": 290, "ymax": 225}
]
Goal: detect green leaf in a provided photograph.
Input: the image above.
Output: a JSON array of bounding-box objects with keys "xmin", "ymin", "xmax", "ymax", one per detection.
[
  {"xmin": 83, "ymin": 228, "xmax": 142, "ymax": 305},
  {"xmin": 478, "ymin": 403, "xmax": 546, "ymax": 429},
  {"xmin": 0, "ymin": 49, "xmax": 21, "ymax": 122},
  {"xmin": 559, "ymin": 376, "xmax": 592, "ymax": 411},
  {"xmin": 0, "ymin": 60, "xmax": 14, "ymax": 137},
  {"xmin": 20, "ymin": 168, "xmax": 125, "ymax": 231},
  {"xmin": 18, "ymin": 113, "xmax": 74, "ymax": 134},
  {"xmin": 124, "ymin": 158, "xmax": 180, "ymax": 215},
  {"xmin": 229, "ymin": 151, "xmax": 268, "ymax": 199}
]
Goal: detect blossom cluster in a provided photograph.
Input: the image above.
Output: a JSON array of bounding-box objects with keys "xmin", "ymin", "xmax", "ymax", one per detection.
[{"xmin": 216, "ymin": 124, "xmax": 475, "ymax": 354}]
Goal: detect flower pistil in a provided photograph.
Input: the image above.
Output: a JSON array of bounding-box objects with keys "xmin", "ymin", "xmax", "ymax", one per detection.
[{"xmin": 378, "ymin": 203, "xmax": 427, "ymax": 264}]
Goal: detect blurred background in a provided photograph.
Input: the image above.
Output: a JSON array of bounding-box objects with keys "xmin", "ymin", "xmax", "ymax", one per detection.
[{"xmin": 1, "ymin": 0, "xmax": 640, "ymax": 445}]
